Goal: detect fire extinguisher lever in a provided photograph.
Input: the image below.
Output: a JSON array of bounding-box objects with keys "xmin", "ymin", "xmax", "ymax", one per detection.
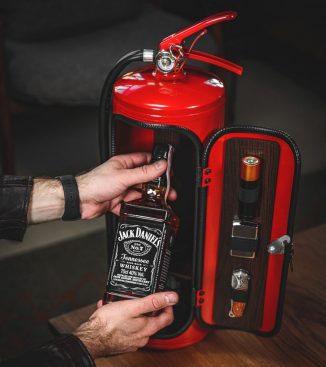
[
  {"xmin": 157, "ymin": 11, "xmax": 243, "ymax": 75},
  {"xmin": 186, "ymin": 49, "xmax": 243, "ymax": 76},
  {"xmin": 160, "ymin": 11, "xmax": 237, "ymax": 50}
]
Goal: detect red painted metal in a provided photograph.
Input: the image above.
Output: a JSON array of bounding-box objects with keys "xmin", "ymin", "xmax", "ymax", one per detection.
[
  {"xmin": 108, "ymin": 11, "xmax": 295, "ymax": 349},
  {"xmin": 147, "ymin": 320, "xmax": 208, "ymax": 350},
  {"xmin": 160, "ymin": 11, "xmax": 237, "ymax": 50},
  {"xmin": 159, "ymin": 11, "xmax": 243, "ymax": 75},
  {"xmin": 200, "ymin": 136, "xmax": 226, "ymax": 325},
  {"xmin": 111, "ymin": 12, "xmax": 243, "ymax": 349},
  {"xmin": 115, "ymin": 122, "xmax": 154, "ymax": 155},
  {"xmin": 260, "ymin": 139, "xmax": 295, "ymax": 332},
  {"xmin": 200, "ymin": 132, "xmax": 295, "ymax": 331},
  {"xmin": 113, "ymin": 65, "xmax": 226, "ymax": 141},
  {"xmin": 114, "ymin": 126, "xmax": 296, "ymax": 345},
  {"xmin": 186, "ymin": 50, "xmax": 243, "ymax": 76}
]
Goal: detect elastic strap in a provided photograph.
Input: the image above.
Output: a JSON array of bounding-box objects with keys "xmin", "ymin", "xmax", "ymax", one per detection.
[
  {"xmin": 239, "ymin": 186, "xmax": 259, "ymax": 203},
  {"xmin": 230, "ymin": 236, "xmax": 258, "ymax": 252},
  {"xmin": 231, "ymin": 288, "xmax": 249, "ymax": 302}
]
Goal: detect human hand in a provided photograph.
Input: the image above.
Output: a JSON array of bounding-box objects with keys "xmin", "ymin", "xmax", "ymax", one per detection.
[
  {"xmin": 27, "ymin": 152, "xmax": 176, "ymax": 224},
  {"xmin": 76, "ymin": 152, "xmax": 176, "ymax": 219},
  {"xmin": 73, "ymin": 291, "xmax": 179, "ymax": 359}
]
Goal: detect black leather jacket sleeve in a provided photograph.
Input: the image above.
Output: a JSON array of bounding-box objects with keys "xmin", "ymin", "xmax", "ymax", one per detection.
[
  {"xmin": 1, "ymin": 334, "xmax": 96, "ymax": 367},
  {"xmin": 0, "ymin": 178, "xmax": 96, "ymax": 366},
  {"xmin": 0, "ymin": 175, "xmax": 33, "ymax": 241}
]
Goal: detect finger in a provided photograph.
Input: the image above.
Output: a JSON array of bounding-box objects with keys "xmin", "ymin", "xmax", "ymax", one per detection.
[
  {"xmin": 144, "ymin": 306, "xmax": 174, "ymax": 336},
  {"xmin": 123, "ymin": 189, "xmax": 143, "ymax": 203},
  {"xmin": 135, "ymin": 337, "xmax": 150, "ymax": 348},
  {"xmin": 121, "ymin": 160, "xmax": 167, "ymax": 188},
  {"xmin": 110, "ymin": 189, "xmax": 143, "ymax": 215},
  {"xmin": 127, "ymin": 292, "xmax": 179, "ymax": 317},
  {"xmin": 96, "ymin": 300, "xmax": 103, "ymax": 309},
  {"xmin": 167, "ymin": 187, "xmax": 177, "ymax": 201},
  {"xmin": 131, "ymin": 184, "xmax": 143, "ymax": 191},
  {"xmin": 111, "ymin": 152, "xmax": 151, "ymax": 169},
  {"xmin": 111, "ymin": 206, "xmax": 121, "ymax": 216},
  {"xmin": 111, "ymin": 188, "xmax": 142, "ymax": 209}
]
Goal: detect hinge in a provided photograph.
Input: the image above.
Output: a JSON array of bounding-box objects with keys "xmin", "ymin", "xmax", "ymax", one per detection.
[
  {"xmin": 267, "ymin": 235, "xmax": 291, "ymax": 255},
  {"xmin": 196, "ymin": 289, "xmax": 205, "ymax": 307},
  {"xmin": 267, "ymin": 235, "xmax": 294, "ymax": 272},
  {"xmin": 202, "ymin": 167, "xmax": 212, "ymax": 188}
]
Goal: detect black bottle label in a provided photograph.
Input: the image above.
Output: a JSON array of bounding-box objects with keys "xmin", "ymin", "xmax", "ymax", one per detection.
[{"xmin": 108, "ymin": 221, "xmax": 168, "ymax": 295}]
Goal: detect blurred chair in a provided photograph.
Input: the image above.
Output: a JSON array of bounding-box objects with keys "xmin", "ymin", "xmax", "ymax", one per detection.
[{"xmin": 0, "ymin": 0, "xmax": 218, "ymax": 174}]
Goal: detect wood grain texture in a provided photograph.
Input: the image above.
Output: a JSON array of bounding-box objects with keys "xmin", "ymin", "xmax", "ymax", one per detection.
[
  {"xmin": 214, "ymin": 138, "xmax": 280, "ymax": 330},
  {"xmin": 49, "ymin": 224, "xmax": 326, "ymax": 367}
]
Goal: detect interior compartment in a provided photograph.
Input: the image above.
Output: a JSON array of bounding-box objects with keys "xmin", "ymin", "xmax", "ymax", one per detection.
[
  {"xmin": 106, "ymin": 120, "xmax": 300, "ymax": 337},
  {"xmin": 213, "ymin": 138, "xmax": 280, "ymax": 331},
  {"xmin": 197, "ymin": 127, "xmax": 300, "ymax": 335},
  {"xmin": 108, "ymin": 115, "xmax": 202, "ymax": 337}
]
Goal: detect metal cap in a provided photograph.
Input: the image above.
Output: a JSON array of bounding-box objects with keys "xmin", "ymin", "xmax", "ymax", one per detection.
[{"xmin": 241, "ymin": 156, "xmax": 261, "ymax": 181}]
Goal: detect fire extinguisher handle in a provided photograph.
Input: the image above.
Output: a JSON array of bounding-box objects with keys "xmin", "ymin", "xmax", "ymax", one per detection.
[
  {"xmin": 159, "ymin": 11, "xmax": 237, "ymax": 50},
  {"xmin": 186, "ymin": 49, "xmax": 243, "ymax": 76},
  {"xmin": 157, "ymin": 11, "xmax": 243, "ymax": 76}
]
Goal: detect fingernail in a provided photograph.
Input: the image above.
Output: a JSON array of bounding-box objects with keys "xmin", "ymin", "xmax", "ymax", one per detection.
[
  {"xmin": 154, "ymin": 160, "xmax": 165, "ymax": 170},
  {"xmin": 165, "ymin": 293, "xmax": 178, "ymax": 305}
]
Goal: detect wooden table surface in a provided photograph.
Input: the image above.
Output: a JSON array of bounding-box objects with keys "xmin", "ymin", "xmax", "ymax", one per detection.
[{"xmin": 49, "ymin": 224, "xmax": 326, "ymax": 367}]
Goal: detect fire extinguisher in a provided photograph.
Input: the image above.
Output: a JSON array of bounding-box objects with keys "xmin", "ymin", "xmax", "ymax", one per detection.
[
  {"xmin": 98, "ymin": 11, "xmax": 243, "ymax": 349},
  {"xmin": 99, "ymin": 10, "xmax": 243, "ymax": 161}
]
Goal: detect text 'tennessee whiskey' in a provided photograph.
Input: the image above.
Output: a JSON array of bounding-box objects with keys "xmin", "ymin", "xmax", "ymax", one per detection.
[{"xmin": 104, "ymin": 143, "xmax": 179, "ymax": 303}]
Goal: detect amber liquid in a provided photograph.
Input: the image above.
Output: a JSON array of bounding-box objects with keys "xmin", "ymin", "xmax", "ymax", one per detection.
[{"xmin": 104, "ymin": 146, "xmax": 179, "ymax": 304}]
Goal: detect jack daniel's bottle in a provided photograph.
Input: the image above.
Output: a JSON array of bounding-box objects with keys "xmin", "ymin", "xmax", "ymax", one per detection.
[{"xmin": 103, "ymin": 144, "xmax": 179, "ymax": 303}]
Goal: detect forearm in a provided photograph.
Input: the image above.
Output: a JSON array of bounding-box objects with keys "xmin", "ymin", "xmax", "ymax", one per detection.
[
  {"xmin": 27, "ymin": 178, "xmax": 65, "ymax": 224},
  {"xmin": 0, "ymin": 175, "xmax": 33, "ymax": 241},
  {"xmin": 0, "ymin": 334, "xmax": 95, "ymax": 367}
]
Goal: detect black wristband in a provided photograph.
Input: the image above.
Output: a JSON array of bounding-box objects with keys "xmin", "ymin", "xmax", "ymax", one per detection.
[{"xmin": 57, "ymin": 175, "xmax": 81, "ymax": 221}]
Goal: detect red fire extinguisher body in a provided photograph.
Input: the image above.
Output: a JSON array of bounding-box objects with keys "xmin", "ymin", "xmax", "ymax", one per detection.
[
  {"xmin": 113, "ymin": 65, "xmax": 225, "ymax": 142},
  {"xmin": 103, "ymin": 11, "xmax": 244, "ymax": 349},
  {"xmin": 112, "ymin": 64, "xmax": 225, "ymax": 347}
]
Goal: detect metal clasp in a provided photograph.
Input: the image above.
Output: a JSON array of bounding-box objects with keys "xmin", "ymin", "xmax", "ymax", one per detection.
[
  {"xmin": 202, "ymin": 167, "xmax": 212, "ymax": 187},
  {"xmin": 267, "ymin": 235, "xmax": 291, "ymax": 255}
]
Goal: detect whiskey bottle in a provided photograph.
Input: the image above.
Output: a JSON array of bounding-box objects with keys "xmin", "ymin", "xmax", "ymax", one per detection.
[{"xmin": 103, "ymin": 143, "xmax": 179, "ymax": 303}]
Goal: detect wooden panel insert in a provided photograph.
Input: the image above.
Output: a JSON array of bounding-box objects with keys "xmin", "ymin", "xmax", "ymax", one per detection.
[{"xmin": 213, "ymin": 138, "xmax": 280, "ymax": 330}]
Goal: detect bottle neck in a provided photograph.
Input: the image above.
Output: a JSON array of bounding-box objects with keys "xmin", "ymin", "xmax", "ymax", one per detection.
[
  {"xmin": 142, "ymin": 144, "xmax": 174, "ymax": 204},
  {"xmin": 142, "ymin": 180, "xmax": 167, "ymax": 204}
]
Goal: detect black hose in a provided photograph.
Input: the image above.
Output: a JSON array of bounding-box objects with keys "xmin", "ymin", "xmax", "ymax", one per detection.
[{"xmin": 98, "ymin": 49, "xmax": 145, "ymax": 163}]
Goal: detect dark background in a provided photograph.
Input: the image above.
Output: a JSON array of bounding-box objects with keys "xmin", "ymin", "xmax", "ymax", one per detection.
[{"xmin": 0, "ymin": 0, "xmax": 325, "ymax": 359}]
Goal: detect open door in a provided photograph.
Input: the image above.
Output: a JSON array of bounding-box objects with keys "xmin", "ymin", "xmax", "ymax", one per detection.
[{"xmin": 196, "ymin": 126, "xmax": 300, "ymax": 335}]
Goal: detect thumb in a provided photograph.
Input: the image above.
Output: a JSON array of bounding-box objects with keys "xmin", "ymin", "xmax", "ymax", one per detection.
[
  {"xmin": 127, "ymin": 292, "xmax": 179, "ymax": 317},
  {"xmin": 122, "ymin": 160, "xmax": 167, "ymax": 187}
]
